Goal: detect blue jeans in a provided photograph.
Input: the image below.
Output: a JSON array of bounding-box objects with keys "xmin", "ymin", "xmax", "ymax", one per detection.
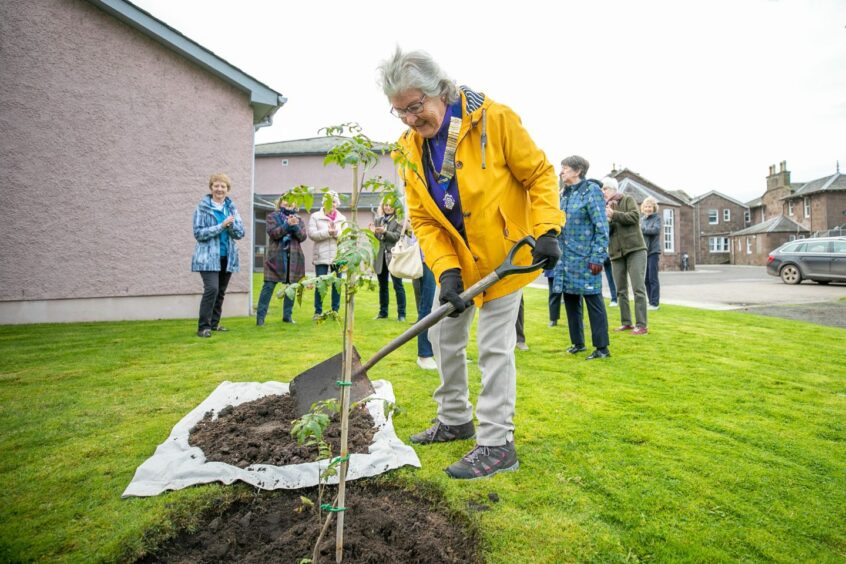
[
  {"xmin": 603, "ymin": 257, "xmax": 617, "ymax": 302},
  {"xmin": 645, "ymin": 253, "xmax": 660, "ymax": 306},
  {"xmin": 414, "ymin": 263, "xmax": 436, "ymax": 358},
  {"xmin": 256, "ymin": 280, "xmax": 294, "ymax": 322},
  {"xmin": 314, "ymin": 263, "xmax": 341, "ymax": 314}
]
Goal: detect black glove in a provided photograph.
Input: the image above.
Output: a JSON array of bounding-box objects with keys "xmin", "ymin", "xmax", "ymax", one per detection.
[
  {"xmin": 439, "ymin": 268, "xmax": 471, "ymax": 318},
  {"xmin": 531, "ymin": 231, "xmax": 562, "ymax": 270}
]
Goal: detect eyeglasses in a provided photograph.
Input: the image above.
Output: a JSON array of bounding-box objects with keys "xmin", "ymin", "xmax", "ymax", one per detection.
[{"xmin": 390, "ymin": 95, "xmax": 427, "ymax": 118}]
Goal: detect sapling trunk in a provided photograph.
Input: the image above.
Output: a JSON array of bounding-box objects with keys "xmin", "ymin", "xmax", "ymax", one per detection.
[{"xmin": 334, "ymin": 164, "xmax": 360, "ymax": 563}]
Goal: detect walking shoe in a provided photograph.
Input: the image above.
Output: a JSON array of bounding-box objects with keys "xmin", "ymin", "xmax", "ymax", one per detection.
[
  {"xmin": 211, "ymin": 325, "xmax": 228, "ymax": 332},
  {"xmin": 417, "ymin": 356, "xmax": 437, "ymax": 370},
  {"xmin": 586, "ymin": 349, "xmax": 611, "ymax": 360},
  {"xmin": 614, "ymin": 325, "xmax": 634, "ymax": 332},
  {"xmin": 609, "ymin": 301, "xmax": 618, "ymax": 307},
  {"xmin": 516, "ymin": 341, "xmax": 529, "ymax": 351},
  {"xmin": 373, "ymin": 314, "xmax": 388, "ymax": 320},
  {"xmin": 282, "ymin": 318, "xmax": 295, "ymax": 324},
  {"xmin": 256, "ymin": 318, "xmax": 265, "ymax": 327},
  {"xmin": 445, "ymin": 442, "xmax": 519, "ymax": 480},
  {"xmin": 567, "ymin": 344, "xmax": 587, "ymax": 354},
  {"xmin": 312, "ymin": 313, "xmax": 321, "ymax": 320},
  {"xmin": 648, "ymin": 304, "xmax": 660, "ymax": 311},
  {"xmin": 197, "ymin": 329, "xmax": 212, "ymax": 338},
  {"xmin": 398, "ymin": 315, "xmax": 406, "ymax": 322},
  {"xmin": 410, "ymin": 419, "xmax": 475, "ymax": 444},
  {"xmin": 548, "ymin": 320, "xmax": 558, "ymax": 327},
  {"xmin": 632, "ymin": 326, "xmax": 648, "ymax": 335}
]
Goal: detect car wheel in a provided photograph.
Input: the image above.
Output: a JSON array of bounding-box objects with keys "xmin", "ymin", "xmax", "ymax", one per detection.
[
  {"xmin": 780, "ymin": 264, "xmax": 801, "ymax": 285},
  {"xmin": 815, "ymin": 280, "xmax": 830, "ymax": 285}
]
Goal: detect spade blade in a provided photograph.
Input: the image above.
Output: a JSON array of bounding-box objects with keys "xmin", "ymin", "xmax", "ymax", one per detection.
[{"xmin": 288, "ymin": 346, "xmax": 374, "ymax": 416}]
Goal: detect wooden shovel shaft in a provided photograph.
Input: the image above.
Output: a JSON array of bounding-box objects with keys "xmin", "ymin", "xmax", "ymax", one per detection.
[{"xmin": 356, "ymin": 269, "xmax": 502, "ymax": 376}]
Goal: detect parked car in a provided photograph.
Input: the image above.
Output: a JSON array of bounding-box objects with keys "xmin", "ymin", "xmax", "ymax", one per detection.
[{"xmin": 766, "ymin": 236, "xmax": 846, "ymax": 284}]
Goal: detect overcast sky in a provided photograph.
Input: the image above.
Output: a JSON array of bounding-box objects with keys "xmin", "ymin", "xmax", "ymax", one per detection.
[{"xmin": 133, "ymin": 0, "xmax": 845, "ymax": 203}]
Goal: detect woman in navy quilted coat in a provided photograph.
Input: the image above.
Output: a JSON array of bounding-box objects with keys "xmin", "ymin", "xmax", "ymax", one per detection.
[{"xmin": 551, "ymin": 156, "xmax": 611, "ymax": 359}]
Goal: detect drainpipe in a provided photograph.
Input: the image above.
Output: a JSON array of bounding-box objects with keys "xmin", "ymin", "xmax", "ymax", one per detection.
[{"xmin": 249, "ymin": 102, "xmax": 284, "ymax": 316}]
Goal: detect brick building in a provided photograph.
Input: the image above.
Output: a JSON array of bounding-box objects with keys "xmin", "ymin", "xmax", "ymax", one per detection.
[
  {"xmin": 730, "ymin": 162, "xmax": 844, "ymax": 265},
  {"xmin": 689, "ymin": 191, "xmax": 751, "ymax": 264}
]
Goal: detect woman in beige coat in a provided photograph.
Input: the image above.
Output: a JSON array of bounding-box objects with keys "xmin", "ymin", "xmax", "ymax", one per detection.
[{"xmin": 307, "ymin": 192, "xmax": 347, "ymax": 318}]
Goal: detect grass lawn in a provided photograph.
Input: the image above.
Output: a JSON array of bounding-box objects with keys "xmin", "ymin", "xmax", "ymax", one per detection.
[{"xmin": 1, "ymin": 277, "xmax": 845, "ymax": 562}]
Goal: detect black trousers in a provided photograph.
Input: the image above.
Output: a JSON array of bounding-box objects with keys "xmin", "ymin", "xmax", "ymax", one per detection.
[
  {"xmin": 563, "ymin": 292, "xmax": 609, "ymax": 350},
  {"xmin": 376, "ymin": 255, "xmax": 406, "ymax": 317},
  {"xmin": 198, "ymin": 257, "xmax": 232, "ymax": 331},
  {"xmin": 547, "ymin": 277, "xmax": 562, "ymax": 322}
]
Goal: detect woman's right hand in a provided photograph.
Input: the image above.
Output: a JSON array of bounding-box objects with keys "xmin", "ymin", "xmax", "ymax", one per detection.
[{"xmin": 222, "ymin": 216, "xmax": 235, "ymax": 227}]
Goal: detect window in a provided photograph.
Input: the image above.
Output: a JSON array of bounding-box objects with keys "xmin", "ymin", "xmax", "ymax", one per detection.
[
  {"xmin": 708, "ymin": 209, "xmax": 718, "ymax": 224},
  {"xmin": 805, "ymin": 241, "xmax": 830, "ymax": 253},
  {"xmin": 663, "ymin": 208, "xmax": 675, "ymax": 253},
  {"xmin": 804, "ymin": 197, "xmax": 810, "ymax": 217},
  {"xmin": 281, "ymin": 159, "xmax": 289, "ymax": 166},
  {"xmin": 744, "ymin": 210, "xmax": 751, "ymax": 223},
  {"xmin": 723, "ymin": 209, "xmax": 731, "ymax": 222},
  {"xmin": 737, "ymin": 239, "xmax": 742, "ymax": 251},
  {"xmin": 746, "ymin": 237, "xmax": 752, "ymax": 254},
  {"xmin": 832, "ymin": 241, "xmax": 846, "ymax": 253},
  {"xmin": 709, "ymin": 237, "xmax": 729, "ymax": 252},
  {"xmin": 788, "ymin": 201, "xmax": 794, "ymax": 216}
]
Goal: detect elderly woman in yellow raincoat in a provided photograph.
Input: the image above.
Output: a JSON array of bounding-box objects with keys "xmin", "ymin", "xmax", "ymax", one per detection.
[{"xmin": 378, "ymin": 47, "xmax": 563, "ymax": 480}]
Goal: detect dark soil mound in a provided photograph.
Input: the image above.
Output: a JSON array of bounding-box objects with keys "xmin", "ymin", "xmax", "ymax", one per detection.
[
  {"xmin": 140, "ymin": 482, "xmax": 482, "ymax": 563},
  {"xmin": 189, "ymin": 393, "xmax": 377, "ymax": 467}
]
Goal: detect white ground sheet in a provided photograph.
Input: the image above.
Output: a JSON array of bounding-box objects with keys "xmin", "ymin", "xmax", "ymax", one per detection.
[{"xmin": 122, "ymin": 379, "xmax": 420, "ymax": 497}]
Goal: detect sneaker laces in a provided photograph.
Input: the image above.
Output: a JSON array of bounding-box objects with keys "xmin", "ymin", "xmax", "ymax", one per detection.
[
  {"xmin": 425, "ymin": 421, "xmax": 443, "ymax": 440},
  {"xmin": 462, "ymin": 445, "xmax": 492, "ymax": 463}
]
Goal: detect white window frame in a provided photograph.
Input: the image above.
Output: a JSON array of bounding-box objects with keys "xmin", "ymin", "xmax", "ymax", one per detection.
[
  {"xmin": 788, "ymin": 201, "xmax": 794, "ymax": 216},
  {"xmin": 281, "ymin": 159, "xmax": 289, "ymax": 166},
  {"xmin": 744, "ymin": 210, "xmax": 751, "ymax": 223},
  {"xmin": 709, "ymin": 237, "xmax": 729, "ymax": 253},
  {"xmin": 663, "ymin": 208, "xmax": 675, "ymax": 253},
  {"xmin": 804, "ymin": 197, "xmax": 810, "ymax": 217},
  {"xmin": 746, "ymin": 237, "xmax": 752, "ymax": 254},
  {"xmin": 708, "ymin": 209, "xmax": 718, "ymax": 224}
]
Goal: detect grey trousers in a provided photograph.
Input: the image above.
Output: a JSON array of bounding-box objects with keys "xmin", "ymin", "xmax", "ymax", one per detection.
[
  {"xmin": 611, "ymin": 249, "xmax": 648, "ymax": 328},
  {"xmin": 429, "ymin": 287, "xmax": 522, "ymax": 446}
]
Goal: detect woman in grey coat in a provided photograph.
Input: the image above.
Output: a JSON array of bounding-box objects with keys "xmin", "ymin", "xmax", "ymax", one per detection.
[
  {"xmin": 640, "ymin": 197, "xmax": 663, "ymax": 309},
  {"xmin": 370, "ymin": 201, "xmax": 407, "ymax": 321}
]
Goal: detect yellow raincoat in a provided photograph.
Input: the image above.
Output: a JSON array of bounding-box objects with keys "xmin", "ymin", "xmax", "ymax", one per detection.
[{"xmin": 397, "ymin": 88, "xmax": 564, "ymax": 305}]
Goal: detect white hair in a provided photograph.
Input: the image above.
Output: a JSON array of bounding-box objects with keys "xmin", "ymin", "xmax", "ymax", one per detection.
[
  {"xmin": 377, "ymin": 46, "xmax": 459, "ymax": 103},
  {"xmin": 601, "ymin": 177, "xmax": 619, "ymax": 192}
]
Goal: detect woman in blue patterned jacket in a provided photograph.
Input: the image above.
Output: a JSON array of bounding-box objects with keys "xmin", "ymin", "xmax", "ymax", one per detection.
[
  {"xmin": 191, "ymin": 173, "xmax": 245, "ymax": 338},
  {"xmin": 552, "ymin": 156, "xmax": 611, "ymax": 359}
]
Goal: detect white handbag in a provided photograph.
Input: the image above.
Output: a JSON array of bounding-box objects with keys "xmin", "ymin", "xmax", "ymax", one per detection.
[{"xmin": 387, "ymin": 216, "xmax": 423, "ymax": 279}]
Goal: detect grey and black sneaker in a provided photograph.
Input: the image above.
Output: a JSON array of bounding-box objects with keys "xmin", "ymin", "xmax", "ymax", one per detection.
[
  {"xmin": 445, "ymin": 442, "xmax": 519, "ymax": 480},
  {"xmin": 410, "ymin": 419, "xmax": 475, "ymax": 444}
]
